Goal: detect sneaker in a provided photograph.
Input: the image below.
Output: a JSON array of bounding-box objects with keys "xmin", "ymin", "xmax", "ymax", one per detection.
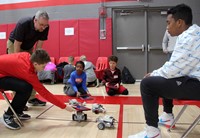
[
  {"xmin": 96, "ymin": 79, "xmax": 100, "ymax": 87},
  {"xmin": 97, "ymin": 82, "xmax": 104, "ymax": 87},
  {"xmin": 128, "ymin": 125, "xmax": 161, "ymax": 138},
  {"xmin": 28, "ymin": 98, "xmax": 46, "ymax": 106},
  {"xmin": 158, "ymin": 112, "xmax": 175, "ymax": 128},
  {"xmin": 17, "ymin": 113, "xmax": 31, "ymax": 120},
  {"xmin": 23, "ymin": 105, "xmax": 29, "ymax": 111},
  {"xmin": 2, "ymin": 113, "xmax": 20, "ymax": 130}
]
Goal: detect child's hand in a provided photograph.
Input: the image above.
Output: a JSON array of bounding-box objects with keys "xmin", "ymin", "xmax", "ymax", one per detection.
[
  {"xmin": 87, "ymin": 91, "xmax": 90, "ymax": 96},
  {"xmin": 76, "ymin": 92, "xmax": 81, "ymax": 97},
  {"xmin": 115, "ymin": 83, "xmax": 119, "ymax": 88},
  {"xmin": 105, "ymin": 82, "xmax": 109, "ymax": 87}
]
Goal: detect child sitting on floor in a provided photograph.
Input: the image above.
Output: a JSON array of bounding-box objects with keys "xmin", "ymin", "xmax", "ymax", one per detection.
[
  {"xmin": 102, "ymin": 55, "xmax": 129, "ymax": 96},
  {"xmin": 63, "ymin": 56, "xmax": 75, "ymax": 84},
  {"xmin": 64, "ymin": 61, "xmax": 90, "ymax": 97},
  {"xmin": 37, "ymin": 61, "xmax": 57, "ymax": 84}
]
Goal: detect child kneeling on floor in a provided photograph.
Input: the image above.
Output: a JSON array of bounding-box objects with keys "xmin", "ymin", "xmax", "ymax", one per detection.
[
  {"xmin": 101, "ymin": 55, "xmax": 128, "ymax": 96},
  {"xmin": 64, "ymin": 61, "xmax": 90, "ymax": 97}
]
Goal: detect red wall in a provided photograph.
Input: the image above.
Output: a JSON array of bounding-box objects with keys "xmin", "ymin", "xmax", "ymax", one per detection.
[
  {"xmin": 42, "ymin": 21, "xmax": 60, "ymax": 60},
  {"xmin": 0, "ymin": 0, "xmax": 137, "ymax": 10},
  {"xmin": 79, "ymin": 19, "xmax": 99, "ymax": 64},
  {"xmin": 0, "ymin": 24, "xmax": 7, "ymax": 55},
  {"xmin": 59, "ymin": 20, "xmax": 79, "ymax": 57},
  {"xmin": 0, "ymin": 18, "xmax": 112, "ymax": 64},
  {"xmin": 100, "ymin": 18, "xmax": 112, "ymax": 57}
]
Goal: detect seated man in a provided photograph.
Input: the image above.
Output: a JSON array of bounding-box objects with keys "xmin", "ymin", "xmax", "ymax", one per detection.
[
  {"xmin": 0, "ymin": 49, "xmax": 74, "ymax": 130},
  {"xmin": 129, "ymin": 4, "xmax": 200, "ymax": 138}
]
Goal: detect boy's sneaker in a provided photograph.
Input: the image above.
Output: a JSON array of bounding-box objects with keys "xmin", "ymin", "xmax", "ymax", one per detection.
[
  {"xmin": 2, "ymin": 113, "xmax": 20, "ymax": 130},
  {"xmin": 28, "ymin": 98, "xmax": 46, "ymax": 106},
  {"xmin": 158, "ymin": 112, "xmax": 175, "ymax": 128},
  {"xmin": 128, "ymin": 125, "xmax": 161, "ymax": 138},
  {"xmin": 23, "ymin": 105, "xmax": 29, "ymax": 111},
  {"xmin": 96, "ymin": 79, "xmax": 100, "ymax": 87},
  {"xmin": 17, "ymin": 113, "xmax": 31, "ymax": 120}
]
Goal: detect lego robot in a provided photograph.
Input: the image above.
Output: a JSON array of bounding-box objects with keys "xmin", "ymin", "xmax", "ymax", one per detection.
[
  {"xmin": 96, "ymin": 115, "xmax": 116, "ymax": 130},
  {"xmin": 69, "ymin": 99, "xmax": 89, "ymax": 122},
  {"xmin": 69, "ymin": 99, "xmax": 86, "ymax": 106},
  {"xmin": 72, "ymin": 110, "xmax": 87, "ymax": 122},
  {"xmin": 92, "ymin": 103, "xmax": 106, "ymax": 114}
]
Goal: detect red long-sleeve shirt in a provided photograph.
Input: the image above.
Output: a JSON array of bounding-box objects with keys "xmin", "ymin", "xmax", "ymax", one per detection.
[
  {"xmin": 102, "ymin": 67, "xmax": 122, "ymax": 85},
  {"xmin": 0, "ymin": 52, "xmax": 66, "ymax": 109}
]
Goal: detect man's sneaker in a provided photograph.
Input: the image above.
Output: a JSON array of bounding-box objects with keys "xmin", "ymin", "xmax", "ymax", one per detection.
[
  {"xmin": 28, "ymin": 98, "xmax": 46, "ymax": 106},
  {"xmin": 17, "ymin": 113, "xmax": 31, "ymax": 120},
  {"xmin": 158, "ymin": 112, "xmax": 175, "ymax": 128},
  {"xmin": 2, "ymin": 113, "xmax": 20, "ymax": 130},
  {"xmin": 128, "ymin": 125, "xmax": 161, "ymax": 138}
]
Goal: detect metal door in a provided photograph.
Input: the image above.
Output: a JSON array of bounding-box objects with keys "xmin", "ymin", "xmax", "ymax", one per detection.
[
  {"xmin": 113, "ymin": 7, "xmax": 169, "ymax": 80},
  {"xmin": 147, "ymin": 9, "xmax": 168, "ymax": 72},
  {"xmin": 113, "ymin": 9, "xmax": 146, "ymax": 80}
]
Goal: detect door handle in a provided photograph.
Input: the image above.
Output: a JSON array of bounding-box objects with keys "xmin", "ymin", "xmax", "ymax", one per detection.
[
  {"xmin": 148, "ymin": 44, "xmax": 162, "ymax": 52},
  {"xmin": 141, "ymin": 44, "xmax": 144, "ymax": 52},
  {"xmin": 148, "ymin": 44, "xmax": 151, "ymax": 52},
  {"xmin": 117, "ymin": 45, "xmax": 145, "ymax": 52}
]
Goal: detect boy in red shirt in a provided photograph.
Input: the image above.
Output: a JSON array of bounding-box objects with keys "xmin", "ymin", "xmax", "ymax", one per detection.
[
  {"xmin": 0, "ymin": 49, "xmax": 74, "ymax": 130},
  {"xmin": 102, "ymin": 55, "xmax": 128, "ymax": 96}
]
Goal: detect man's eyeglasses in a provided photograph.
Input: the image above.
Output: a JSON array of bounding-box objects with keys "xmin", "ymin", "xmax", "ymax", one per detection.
[{"xmin": 37, "ymin": 19, "xmax": 49, "ymax": 28}]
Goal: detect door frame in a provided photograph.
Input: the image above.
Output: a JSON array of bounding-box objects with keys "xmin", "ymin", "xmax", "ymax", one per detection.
[{"xmin": 112, "ymin": 6, "xmax": 171, "ymax": 80}]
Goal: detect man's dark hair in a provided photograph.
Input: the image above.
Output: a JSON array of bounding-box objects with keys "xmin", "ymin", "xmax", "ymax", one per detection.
[
  {"xmin": 30, "ymin": 49, "xmax": 50, "ymax": 64},
  {"xmin": 108, "ymin": 55, "xmax": 118, "ymax": 63},
  {"xmin": 167, "ymin": 4, "xmax": 192, "ymax": 25},
  {"xmin": 75, "ymin": 61, "xmax": 85, "ymax": 69}
]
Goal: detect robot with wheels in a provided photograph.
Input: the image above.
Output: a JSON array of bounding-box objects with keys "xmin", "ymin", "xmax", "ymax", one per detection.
[
  {"xmin": 69, "ymin": 99, "xmax": 86, "ymax": 106},
  {"xmin": 69, "ymin": 99, "xmax": 90, "ymax": 122},
  {"xmin": 96, "ymin": 115, "xmax": 116, "ymax": 130},
  {"xmin": 92, "ymin": 103, "xmax": 106, "ymax": 114},
  {"xmin": 72, "ymin": 110, "xmax": 88, "ymax": 122}
]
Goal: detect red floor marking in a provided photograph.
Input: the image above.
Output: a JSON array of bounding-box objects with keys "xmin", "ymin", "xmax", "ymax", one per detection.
[
  {"xmin": 34, "ymin": 95, "xmax": 200, "ymax": 107},
  {"xmin": 117, "ymin": 104, "xmax": 123, "ymax": 138},
  {"xmin": 0, "ymin": 92, "xmax": 13, "ymax": 99},
  {"xmin": 1, "ymin": 93, "xmax": 199, "ymax": 107},
  {"xmin": 1, "ymin": 94, "xmax": 200, "ymax": 137},
  {"xmin": 36, "ymin": 95, "xmax": 144, "ymax": 105}
]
